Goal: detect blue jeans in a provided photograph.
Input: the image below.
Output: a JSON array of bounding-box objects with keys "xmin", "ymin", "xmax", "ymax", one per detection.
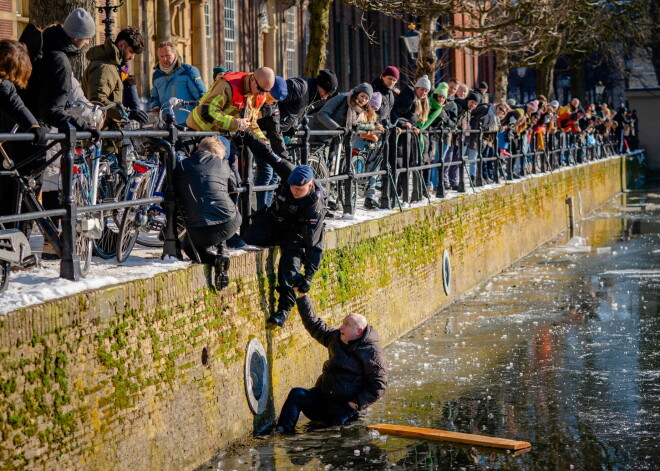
[{"xmin": 277, "ymin": 387, "xmax": 358, "ymax": 433}]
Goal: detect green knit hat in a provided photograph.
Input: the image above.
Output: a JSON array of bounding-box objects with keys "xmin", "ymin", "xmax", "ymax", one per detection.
[{"xmin": 434, "ymin": 82, "xmax": 449, "ymax": 98}]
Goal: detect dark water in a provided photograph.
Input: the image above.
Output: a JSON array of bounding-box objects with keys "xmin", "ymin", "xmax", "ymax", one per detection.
[{"xmin": 202, "ymin": 188, "xmax": 660, "ymax": 471}]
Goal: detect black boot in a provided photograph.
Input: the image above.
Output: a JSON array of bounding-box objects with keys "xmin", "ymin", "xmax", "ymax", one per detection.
[
  {"xmin": 214, "ymin": 255, "xmax": 231, "ymax": 290},
  {"xmin": 267, "ymin": 310, "xmax": 289, "ymax": 327}
]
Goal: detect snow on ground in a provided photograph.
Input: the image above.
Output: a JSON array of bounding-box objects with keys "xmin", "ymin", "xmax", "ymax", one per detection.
[{"xmin": 0, "ymin": 154, "xmax": 619, "ymax": 315}]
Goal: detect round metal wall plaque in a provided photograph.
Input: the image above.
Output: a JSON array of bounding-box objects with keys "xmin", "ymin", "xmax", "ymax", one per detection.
[
  {"xmin": 442, "ymin": 250, "xmax": 452, "ymax": 296},
  {"xmin": 244, "ymin": 338, "xmax": 269, "ymax": 415}
]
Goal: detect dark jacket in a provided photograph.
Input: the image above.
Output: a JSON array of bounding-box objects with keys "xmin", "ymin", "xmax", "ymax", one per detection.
[
  {"xmin": 174, "ymin": 151, "xmax": 237, "ymax": 228},
  {"xmin": 370, "ymin": 77, "xmax": 396, "ymax": 124},
  {"xmin": 297, "ymin": 295, "xmax": 388, "ymax": 410},
  {"xmin": 391, "ymin": 85, "xmax": 418, "ymax": 124},
  {"xmin": 278, "ymin": 77, "xmax": 326, "ymax": 133},
  {"xmin": 0, "ymin": 79, "xmax": 39, "ymax": 133},
  {"xmin": 19, "ymin": 24, "xmax": 87, "ymax": 130},
  {"xmin": 264, "ymin": 152, "xmax": 326, "ymax": 276}
]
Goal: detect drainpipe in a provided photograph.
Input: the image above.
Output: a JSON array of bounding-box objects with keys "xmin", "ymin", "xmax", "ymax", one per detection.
[
  {"xmin": 191, "ymin": 0, "xmax": 208, "ymax": 86},
  {"xmin": 155, "ymin": 0, "xmax": 171, "ymax": 45}
]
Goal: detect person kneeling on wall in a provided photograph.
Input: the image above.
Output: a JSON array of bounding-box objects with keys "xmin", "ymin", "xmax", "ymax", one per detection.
[
  {"xmin": 174, "ymin": 136, "xmax": 240, "ymax": 289},
  {"xmin": 273, "ymin": 290, "xmax": 388, "ymax": 434}
]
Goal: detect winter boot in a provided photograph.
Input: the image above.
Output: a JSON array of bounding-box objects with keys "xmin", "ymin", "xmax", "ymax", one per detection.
[
  {"xmin": 267, "ymin": 310, "xmax": 289, "ymax": 327},
  {"xmin": 214, "ymin": 255, "xmax": 231, "ymax": 290}
]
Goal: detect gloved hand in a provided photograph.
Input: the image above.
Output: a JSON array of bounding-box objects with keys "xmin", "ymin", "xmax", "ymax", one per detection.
[
  {"xmin": 29, "ymin": 125, "xmax": 49, "ymax": 146},
  {"xmin": 291, "ymin": 273, "xmax": 313, "ymax": 293},
  {"xmin": 128, "ymin": 109, "xmax": 149, "ymax": 124},
  {"xmin": 83, "ymin": 126, "xmax": 101, "ymax": 142}
]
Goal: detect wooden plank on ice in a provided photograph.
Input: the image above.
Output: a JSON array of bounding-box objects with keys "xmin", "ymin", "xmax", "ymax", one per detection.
[{"xmin": 367, "ymin": 424, "xmax": 531, "ymax": 451}]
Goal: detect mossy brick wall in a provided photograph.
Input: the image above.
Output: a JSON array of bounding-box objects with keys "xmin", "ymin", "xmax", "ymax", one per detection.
[{"xmin": 0, "ymin": 157, "xmax": 625, "ymax": 471}]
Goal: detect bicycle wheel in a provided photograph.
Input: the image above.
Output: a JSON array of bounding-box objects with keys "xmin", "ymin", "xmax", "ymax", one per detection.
[
  {"xmin": 73, "ymin": 176, "xmax": 92, "ymax": 275},
  {"xmin": 94, "ymin": 166, "xmax": 127, "ymax": 259},
  {"xmin": 308, "ymin": 156, "xmax": 334, "ymax": 202},
  {"xmin": 0, "ymin": 261, "xmax": 9, "ymax": 293},
  {"xmin": 116, "ymin": 173, "xmax": 151, "ymax": 262}
]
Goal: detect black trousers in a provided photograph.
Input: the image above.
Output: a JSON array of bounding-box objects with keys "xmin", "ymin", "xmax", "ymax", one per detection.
[
  {"xmin": 184, "ymin": 212, "xmax": 242, "ymax": 264},
  {"xmin": 277, "ymin": 387, "xmax": 358, "ymax": 433},
  {"xmin": 243, "ymin": 211, "xmax": 304, "ymax": 313}
]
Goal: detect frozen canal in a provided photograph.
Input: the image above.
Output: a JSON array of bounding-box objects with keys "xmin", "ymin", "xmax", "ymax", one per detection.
[{"xmin": 200, "ymin": 187, "xmax": 660, "ymax": 471}]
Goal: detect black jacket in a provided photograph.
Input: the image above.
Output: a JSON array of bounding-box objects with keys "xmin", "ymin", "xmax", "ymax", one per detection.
[
  {"xmin": 370, "ymin": 77, "xmax": 396, "ymax": 124},
  {"xmin": 264, "ymin": 152, "xmax": 326, "ymax": 275},
  {"xmin": 19, "ymin": 25, "xmax": 87, "ymax": 130},
  {"xmin": 0, "ymin": 79, "xmax": 39, "ymax": 133},
  {"xmin": 297, "ymin": 295, "xmax": 388, "ymax": 410},
  {"xmin": 174, "ymin": 151, "xmax": 237, "ymax": 228},
  {"xmin": 278, "ymin": 77, "xmax": 326, "ymax": 133},
  {"xmin": 391, "ymin": 85, "xmax": 418, "ymax": 124}
]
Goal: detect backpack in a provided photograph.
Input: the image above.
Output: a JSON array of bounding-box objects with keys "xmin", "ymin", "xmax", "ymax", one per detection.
[{"xmin": 481, "ymin": 104, "xmax": 500, "ymax": 132}]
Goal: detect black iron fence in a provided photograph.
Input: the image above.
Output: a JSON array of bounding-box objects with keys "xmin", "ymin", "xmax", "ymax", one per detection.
[{"xmin": 0, "ymin": 120, "xmax": 638, "ymax": 283}]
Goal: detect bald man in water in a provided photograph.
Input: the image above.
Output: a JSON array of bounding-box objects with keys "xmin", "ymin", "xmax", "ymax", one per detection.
[{"xmin": 274, "ymin": 291, "xmax": 388, "ymax": 434}]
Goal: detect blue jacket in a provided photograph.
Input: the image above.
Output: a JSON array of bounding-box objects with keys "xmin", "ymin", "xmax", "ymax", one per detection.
[{"xmin": 151, "ymin": 59, "xmax": 207, "ymax": 125}]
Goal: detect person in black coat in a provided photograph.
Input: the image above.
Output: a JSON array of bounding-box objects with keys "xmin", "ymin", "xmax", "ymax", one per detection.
[
  {"xmin": 243, "ymin": 155, "xmax": 326, "ymax": 327},
  {"xmin": 370, "ymin": 66, "xmax": 399, "ymax": 123},
  {"xmin": 0, "ymin": 39, "xmax": 49, "ymax": 218},
  {"xmin": 174, "ymin": 136, "xmax": 241, "ymax": 290},
  {"xmin": 275, "ymin": 293, "xmax": 388, "ymax": 434},
  {"xmin": 278, "ymin": 69, "xmax": 338, "ymax": 135}
]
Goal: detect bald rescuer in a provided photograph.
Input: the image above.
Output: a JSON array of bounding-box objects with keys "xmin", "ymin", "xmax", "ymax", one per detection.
[{"xmin": 273, "ymin": 292, "xmax": 388, "ymax": 434}]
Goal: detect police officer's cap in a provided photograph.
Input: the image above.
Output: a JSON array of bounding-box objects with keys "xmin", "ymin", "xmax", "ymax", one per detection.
[{"xmin": 287, "ymin": 165, "xmax": 314, "ymax": 186}]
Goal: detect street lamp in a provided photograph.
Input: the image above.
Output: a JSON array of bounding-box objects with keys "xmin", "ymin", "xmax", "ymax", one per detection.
[
  {"xmin": 97, "ymin": 0, "xmax": 125, "ymax": 39},
  {"xmin": 401, "ymin": 24, "xmax": 420, "ymax": 58}
]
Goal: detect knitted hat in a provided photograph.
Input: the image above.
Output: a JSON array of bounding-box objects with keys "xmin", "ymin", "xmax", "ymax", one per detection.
[
  {"xmin": 467, "ymin": 91, "xmax": 482, "ymax": 105},
  {"xmin": 352, "ymin": 82, "xmax": 373, "ymax": 98},
  {"xmin": 369, "ymin": 92, "xmax": 382, "ymax": 110},
  {"xmin": 479, "ymin": 81, "xmax": 488, "ymax": 91},
  {"xmin": 506, "ymin": 98, "xmax": 517, "ymax": 107},
  {"xmin": 415, "ymin": 75, "xmax": 431, "ymax": 91},
  {"xmin": 434, "ymin": 82, "xmax": 449, "ymax": 98},
  {"xmin": 550, "ymin": 100, "xmax": 559, "ymax": 108},
  {"xmin": 63, "ymin": 8, "xmax": 95, "ymax": 39},
  {"xmin": 316, "ymin": 69, "xmax": 338, "ymax": 95},
  {"xmin": 213, "ymin": 66, "xmax": 227, "ymax": 78},
  {"xmin": 270, "ymin": 76, "xmax": 288, "ymax": 101},
  {"xmin": 287, "ymin": 165, "xmax": 314, "ymax": 186},
  {"xmin": 382, "ymin": 66, "xmax": 400, "ymax": 80},
  {"xmin": 526, "ymin": 100, "xmax": 539, "ymax": 112}
]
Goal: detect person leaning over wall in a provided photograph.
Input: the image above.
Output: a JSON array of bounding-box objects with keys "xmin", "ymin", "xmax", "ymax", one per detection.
[{"xmin": 173, "ymin": 136, "xmax": 240, "ymax": 290}]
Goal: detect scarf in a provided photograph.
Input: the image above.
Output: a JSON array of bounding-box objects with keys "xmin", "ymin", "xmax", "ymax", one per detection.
[
  {"xmin": 159, "ymin": 60, "xmax": 177, "ymax": 75},
  {"xmin": 345, "ymin": 94, "xmax": 365, "ymax": 130}
]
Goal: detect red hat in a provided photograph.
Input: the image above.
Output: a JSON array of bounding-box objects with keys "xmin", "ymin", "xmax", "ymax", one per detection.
[{"xmin": 382, "ymin": 66, "xmax": 400, "ymax": 80}]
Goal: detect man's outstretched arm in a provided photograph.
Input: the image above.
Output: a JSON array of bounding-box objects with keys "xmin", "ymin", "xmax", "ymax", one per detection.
[{"xmin": 295, "ymin": 294, "xmax": 335, "ymax": 348}]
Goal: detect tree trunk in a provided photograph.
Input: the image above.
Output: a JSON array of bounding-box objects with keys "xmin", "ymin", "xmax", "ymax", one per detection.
[
  {"xmin": 416, "ymin": 15, "xmax": 437, "ymax": 86},
  {"xmin": 304, "ymin": 0, "xmax": 333, "ymax": 77},
  {"xmin": 535, "ymin": 58, "xmax": 556, "ymax": 100},
  {"xmin": 29, "ymin": 0, "xmax": 97, "ymax": 80},
  {"xmin": 494, "ymin": 54, "xmax": 510, "ymax": 102},
  {"xmin": 568, "ymin": 55, "xmax": 585, "ymax": 103}
]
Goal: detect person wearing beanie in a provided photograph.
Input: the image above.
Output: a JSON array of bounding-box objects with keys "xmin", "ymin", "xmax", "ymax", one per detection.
[
  {"xmin": 392, "ymin": 75, "xmax": 431, "ymax": 130},
  {"xmin": 316, "ymin": 69, "xmax": 338, "ymax": 98},
  {"xmin": 213, "ymin": 65, "xmax": 227, "ymax": 80},
  {"xmin": 62, "ymin": 8, "xmax": 96, "ymax": 45},
  {"xmin": 243, "ymin": 152, "xmax": 327, "ymax": 328},
  {"xmin": 477, "ymin": 81, "xmax": 489, "ymax": 104},
  {"xmin": 307, "ymin": 82, "xmax": 373, "ymax": 140},
  {"xmin": 150, "ymin": 40, "xmax": 207, "ymax": 125},
  {"xmin": 370, "ymin": 66, "xmax": 399, "ymax": 123},
  {"xmin": 414, "ymin": 75, "xmax": 432, "ymax": 92},
  {"xmin": 83, "ymin": 26, "xmax": 147, "ymax": 128},
  {"xmin": 526, "ymin": 100, "xmax": 539, "ymax": 114}
]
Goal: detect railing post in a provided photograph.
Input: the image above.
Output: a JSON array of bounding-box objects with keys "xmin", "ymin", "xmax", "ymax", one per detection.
[
  {"xmin": 506, "ymin": 131, "xmax": 513, "ymax": 180},
  {"xmin": 476, "ymin": 129, "xmax": 484, "ymax": 186},
  {"xmin": 58, "ymin": 123, "xmax": 82, "ymax": 280},
  {"xmin": 380, "ymin": 126, "xmax": 397, "ymax": 209},
  {"xmin": 531, "ymin": 134, "xmax": 538, "ymax": 174},
  {"xmin": 238, "ymin": 138, "xmax": 253, "ymax": 235},
  {"xmin": 162, "ymin": 124, "xmax": 182, "ymax": 259},
  {"xmin": 301, "ymin": 117, "xmax": 310, "ymax": 166},
  {"xmin": 342, "ymin": 129, "xmax": 355, "ymax": 215},
  {"xmin": 437, "ymin": 129, "xmax": 445, "ymax": 199},
  {"xmin": 402, "ymin": 130, "xmax": 411, "ymax": 202}
]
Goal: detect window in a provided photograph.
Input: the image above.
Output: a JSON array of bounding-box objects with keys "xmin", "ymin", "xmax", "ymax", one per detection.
[
  {"xmin": 285, "ymin": 7, "xmax": 296, "ymax": 78},
  {"xmin": 204, "ymin": 3, "xmax": 211, "ymax": 39},
  {"xmin": 224, "ymin": 0, "xmax": 236, "ymax": 70}
]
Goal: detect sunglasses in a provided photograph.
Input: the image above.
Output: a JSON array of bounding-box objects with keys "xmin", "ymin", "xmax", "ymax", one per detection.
[{"xmin": 253, "ymin": 76, "xmax": 271, "ymax": 93}]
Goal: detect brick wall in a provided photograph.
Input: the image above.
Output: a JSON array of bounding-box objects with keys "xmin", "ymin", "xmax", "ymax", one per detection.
[{"xmin": 0, "ymin": 157, "xmax": 626, "ymax": 471}]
